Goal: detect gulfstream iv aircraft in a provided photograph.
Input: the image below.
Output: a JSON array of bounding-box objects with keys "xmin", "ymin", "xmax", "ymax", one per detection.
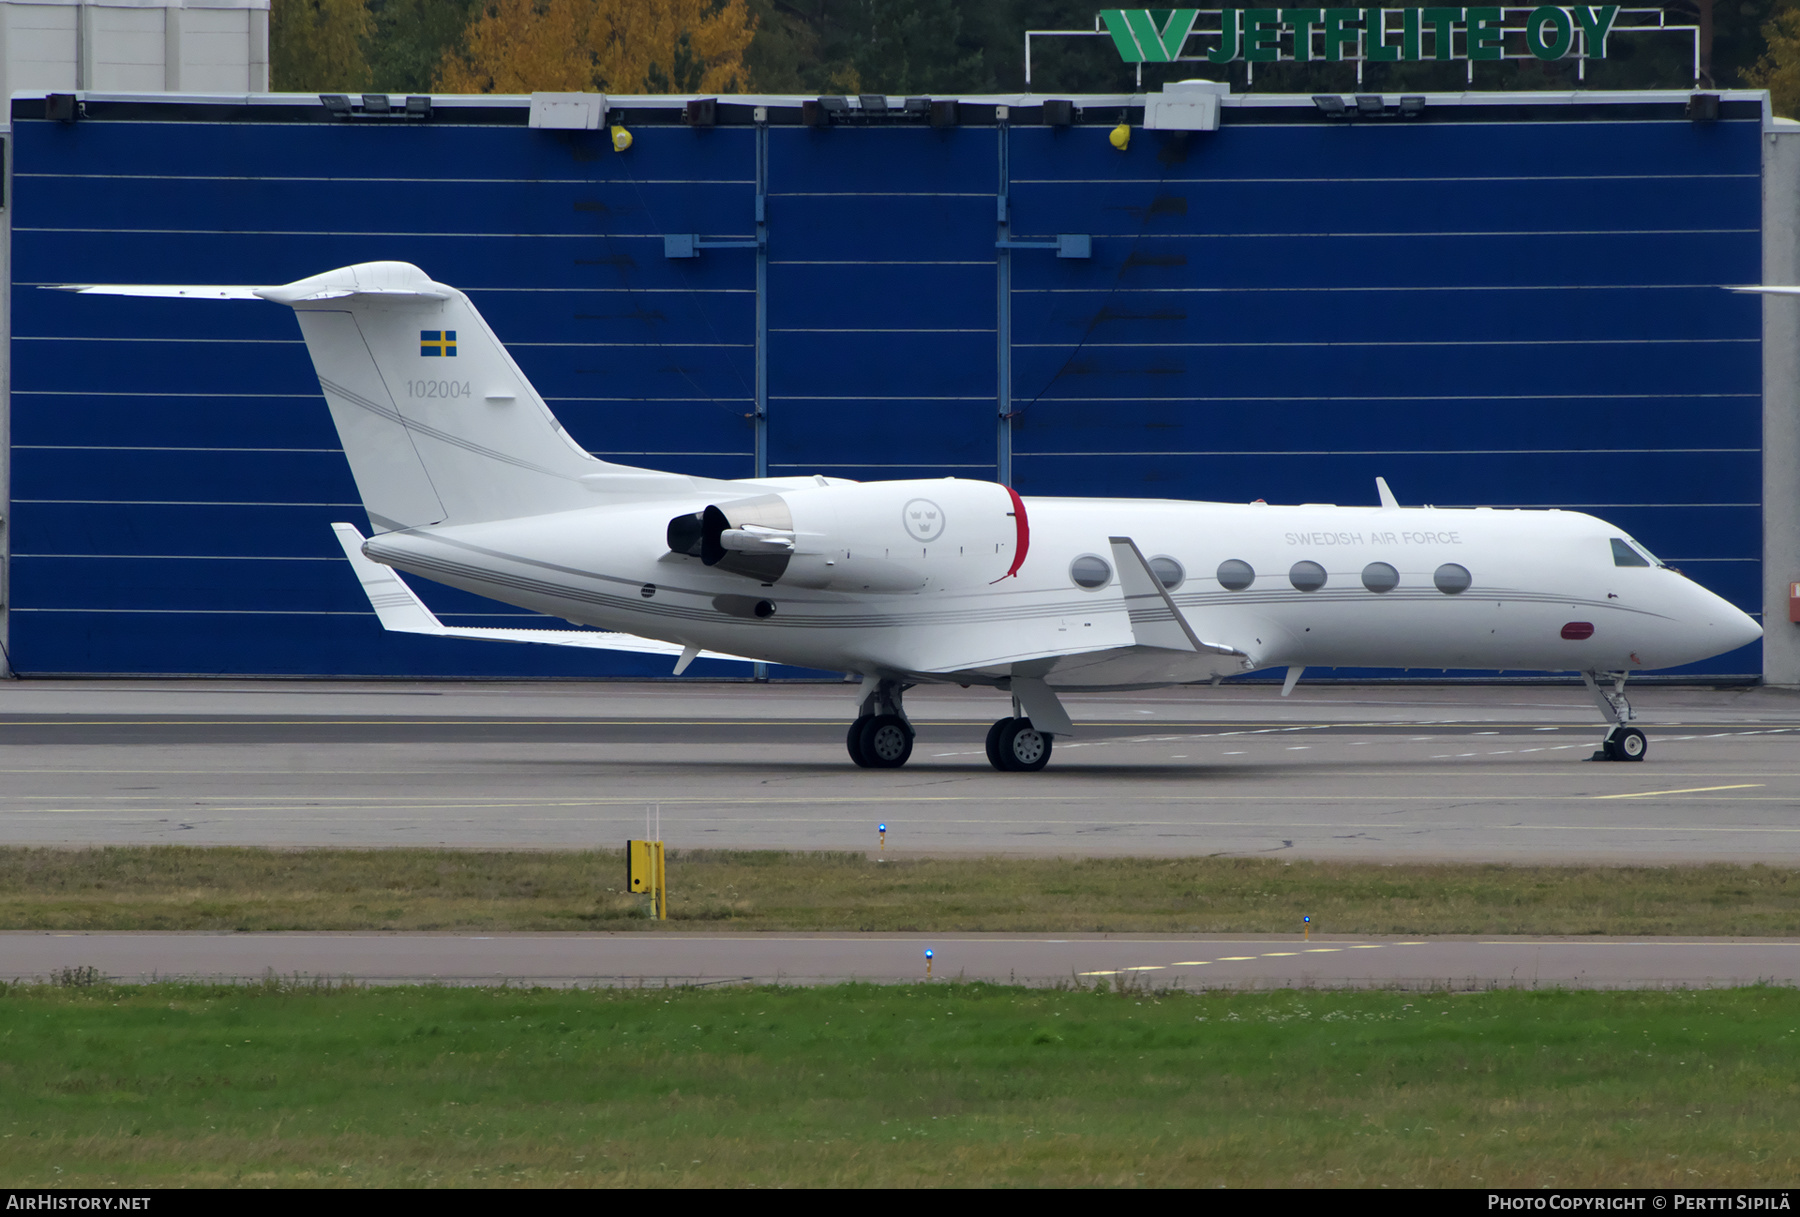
[{"xmin": 64, "ymin": 262, "xmax": 1763, "ymax": 770}]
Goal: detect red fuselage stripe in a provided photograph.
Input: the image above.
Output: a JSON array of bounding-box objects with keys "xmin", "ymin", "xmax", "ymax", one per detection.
[{"xmin": 1005, "ymin": 487, "xmax": 1030, "ymax": 578}]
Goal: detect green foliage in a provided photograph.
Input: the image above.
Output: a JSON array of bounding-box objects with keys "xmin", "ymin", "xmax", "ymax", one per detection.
[
  {"xmin": 365, "ymin": 0, "xmax": 483, "ymax": 93},
  {"xmin": 270, "ymin": 0, "xmax": 374, "ymax": 92},
  {"xmin": 0, "ymin": 983, "xmax": 1795, "ymax": 1186}
]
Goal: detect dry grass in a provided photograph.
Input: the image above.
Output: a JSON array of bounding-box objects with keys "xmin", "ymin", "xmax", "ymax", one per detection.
[{"xmin": 0, "ymin": 847, "xmax": 1796, "ymax": 935}]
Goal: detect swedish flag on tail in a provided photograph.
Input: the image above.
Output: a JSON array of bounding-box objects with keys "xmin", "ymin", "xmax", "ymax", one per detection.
[{"xmin": 420, "ymin": 329, "xmax": 456, "ymax": 356}]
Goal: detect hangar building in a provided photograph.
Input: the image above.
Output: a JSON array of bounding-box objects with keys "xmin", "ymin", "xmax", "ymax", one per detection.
[{"xmin": 1, "ymin": 78, "xmax": 1794, "ymax": 684}]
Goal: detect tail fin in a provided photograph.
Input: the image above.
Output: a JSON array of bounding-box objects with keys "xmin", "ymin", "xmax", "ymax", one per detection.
[
  {"xmin": 272, "ymin": 261, "xmax": 664, "ymax": 530},
  {"xmin": 65, "ymin": 262, "xmax": 703, "ymax": 532}
]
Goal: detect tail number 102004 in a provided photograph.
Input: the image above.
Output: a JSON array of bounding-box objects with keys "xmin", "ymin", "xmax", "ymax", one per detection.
[{"xmin": 406, "ymin": 380, "xmax": 472, "ymax": 399}]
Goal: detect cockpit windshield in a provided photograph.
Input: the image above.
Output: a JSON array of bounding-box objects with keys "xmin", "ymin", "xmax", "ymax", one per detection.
[{"xmin": 1610, "ymin": 537, "xmax": 1660, "ymax": 568}]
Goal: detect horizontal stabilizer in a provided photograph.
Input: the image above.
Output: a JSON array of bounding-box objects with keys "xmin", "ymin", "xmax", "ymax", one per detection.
[
  {"xmin": 48, "ymin": 284, "xmax": 269, "ymax": 300},
  {"xmin": 1726, "ymin": 285, "xmax": 1800, "ymax": 295},
  {"xmin": 330, "ymin": 524, "xmax": 755, "ymax": 665}
]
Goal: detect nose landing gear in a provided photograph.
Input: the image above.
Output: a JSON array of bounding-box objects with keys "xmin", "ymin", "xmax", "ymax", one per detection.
[{"xmin": 1583, "ymin": 670, "xmax": 1647, "ymax": 762}]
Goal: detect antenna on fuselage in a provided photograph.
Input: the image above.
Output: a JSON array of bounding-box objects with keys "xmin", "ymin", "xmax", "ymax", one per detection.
[{"xmin": 1375, "ymin": 477, "xmax": 1400, "ymax": 510}]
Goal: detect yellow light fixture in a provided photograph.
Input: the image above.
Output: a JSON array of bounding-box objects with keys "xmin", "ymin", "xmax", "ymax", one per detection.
[
  {"xmin": 1109, "ymin": 122, "xmax": 1130, "ymax": 151},
  {"xmin": 611, "ymin": 125, "xmax": 633, "ymax": 152}
]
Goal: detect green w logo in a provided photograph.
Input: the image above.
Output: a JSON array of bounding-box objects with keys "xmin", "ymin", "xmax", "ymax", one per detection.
[{"xmin": 1100, "ymin": 9, "xmax": 1199, "ymax": 63}]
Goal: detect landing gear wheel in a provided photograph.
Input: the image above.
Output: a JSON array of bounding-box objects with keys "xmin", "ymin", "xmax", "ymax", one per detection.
[
  {"xmin": 859, "ymin": 714, "xmax": 914, "ymax": 769},
  {"xmin": 990, "ymin": 718, "xmax": 1053, "ymax": 772},
  {"xmin": 846, "ymin": 717, "xmax": 874, "ymax": 768},
  {"xmin": 1607, "ymin": 726, "xmax": 1648, "ymax": 762},
  {"xmin": 985, "ymin": 717, "xmax": 1014, "ymax": 770}
]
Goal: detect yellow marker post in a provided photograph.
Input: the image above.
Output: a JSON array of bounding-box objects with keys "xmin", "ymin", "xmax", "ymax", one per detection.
[
  {"xmin": 878, "ymin": 822, "xmax": 887, "ymax": 854},
  {"xmin": 1304, "ymin": 915, "xmax": 1312, "ymax": 942},
  {"xmin": 925, "ymin": 947, "xmax": 933, "ymax": 980},
  {"xmin": 627, "ymin": 839, "xmax": 667, "ymax": 921}
]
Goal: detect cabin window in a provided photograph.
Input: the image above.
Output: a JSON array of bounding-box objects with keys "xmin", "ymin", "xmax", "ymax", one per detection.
[
  {"xmin": 1361, "ymin": 561, "xmax": 1399, "ymax": 593},
  {"xmin": 1434, "ymin": 563, "xmax": 1472, "ymax": 594},
  {"xmin": 1611, "ymin": 538, "xmax": 1651, "ymax": 567},
  {"xmin": 1289, "ymin": 561, "xmax": 1327, "ymax": 592},
  {"xmin": 1070, "ymin": 555, "xmax": 1112, "ymax": 589},
  {"xmin": 1217, "ymin": 559, "xmax": 1255, "ymax": 591},
  {"xmin": 1149, "ymin": 556, "xmax": 1185, "ymax": 591}
]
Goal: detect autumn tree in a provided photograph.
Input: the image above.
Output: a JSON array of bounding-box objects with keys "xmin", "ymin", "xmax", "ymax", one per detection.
[
  {"xmin": 436, "ymin": 0, "xmax": 756, "ymax": 94},
  {"xmin": 271, "ymin": 0, "xmax": 374, "ymax": 92}
]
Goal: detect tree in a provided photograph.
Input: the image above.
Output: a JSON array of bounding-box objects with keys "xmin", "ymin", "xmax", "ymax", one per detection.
[
  {"xmin": 1747, "ymin": 5, "xmax": 1800, "ymax": 117},
  {"xmin": 366, "ymin": 0, "xmax": 483, "ymax": 93},
  {"xmin": 436, "ymin": 0, "xmax": 757, "ymax": 94},
  {"xmin": 271, "ymin": 0, "xmax": 374, "ymax": 92}
]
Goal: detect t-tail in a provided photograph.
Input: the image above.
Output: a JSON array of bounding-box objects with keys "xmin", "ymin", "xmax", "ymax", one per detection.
[{"xmin": 58, "ymin": 262, "xmax": 709, "ymax": 532}]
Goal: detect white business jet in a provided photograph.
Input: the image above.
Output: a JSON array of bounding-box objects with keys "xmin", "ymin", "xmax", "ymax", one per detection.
[{"xmin": 62, "ymin": 262, "xmax": 1762, "ymax": 769}]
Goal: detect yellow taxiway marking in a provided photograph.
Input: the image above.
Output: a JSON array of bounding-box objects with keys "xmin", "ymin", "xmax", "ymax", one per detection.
[
  {"xmin": 1216, "ymin": 956, "xmax": 1260, "ymax": 961},
  {"xmin": 1171, "ymin": 961, "xmax": 1210, "ymax": 966},
  {"xmin": 1262, "ymin": 951, "xmax": 1300, "ymax": 957},
  {"xmin": 1122, "ymin": 965, "xmax": 1164, "ymax": 971},
  {"xmin": 1592, "ymin": 783, "xmax": 1765, "ymax": 800},
  {"xmin": 1348, "ymin": 944, "xmax": 1385, "ymax": 949},
  {"xmin": 1304, "ymin": 948, "xmax": 1343, "ymax": 953}
]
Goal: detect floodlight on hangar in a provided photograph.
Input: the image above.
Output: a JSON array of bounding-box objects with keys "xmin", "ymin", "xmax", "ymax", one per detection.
[
  {"xmin": 859, "ymin": 94, "xmax": 889, "ymax": 116},
  {"xmin": 320, "ymin": 94, "xmax": 353, "ymax": 117},
  {"xmin": 1312, "ymin": 95, "xmax": 1346, "ymax": 118},
  {"xmin": 361, "ymin": 94, "xmax": 391, "ymax": 115},
  {"xmin": 1399, "ymin": 96, "xmax": 1426, "ymax": 117},
  {"xmin": 1355, "ymin": 95, "xmax": 1384, "ymax": 117}
]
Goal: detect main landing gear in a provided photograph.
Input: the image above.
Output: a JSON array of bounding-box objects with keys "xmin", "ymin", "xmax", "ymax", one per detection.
[
  {"xmin": 846, "ymin": 677, "xmax": 915, "ymax": 769},
  {"xmin": 843, "ymin": 677, "xmax": 1062, "ymax": 773},
  {"xmin": 1583, "ymin": 669, "xmax": 1648, "ymax": 762},
  {"xmin": 985, "ymin": 716, "xmax": 1053, "ymax": 772}
]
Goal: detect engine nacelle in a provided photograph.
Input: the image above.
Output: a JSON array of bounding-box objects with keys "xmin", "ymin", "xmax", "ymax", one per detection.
[{"xmin": 666, "ymin": 478, "xmax": 1027, "ymax": 592}]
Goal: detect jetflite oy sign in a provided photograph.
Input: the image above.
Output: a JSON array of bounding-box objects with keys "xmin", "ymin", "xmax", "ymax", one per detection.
[{"xmin": 1099, "ymin": 7, "xmax": 1622, "ymax": 64}]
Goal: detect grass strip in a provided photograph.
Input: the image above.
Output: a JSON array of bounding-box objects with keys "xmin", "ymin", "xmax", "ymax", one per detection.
[
  {"xmin": 1, "ymin": 846, "xmax": 1798, "ymax": 935},
  {"xmin": 0, "ymin": 980, "xmax": 1794, "ymax": 1187}
]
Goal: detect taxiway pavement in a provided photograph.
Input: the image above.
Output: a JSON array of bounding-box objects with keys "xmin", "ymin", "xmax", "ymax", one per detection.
[
  {"xmin": 0, "ymin": 679, "xmax": 1796, "ymax": 863},
  {"xmin": 5, "ymin": 931, "xmax": 1796, "ymax": 989}
]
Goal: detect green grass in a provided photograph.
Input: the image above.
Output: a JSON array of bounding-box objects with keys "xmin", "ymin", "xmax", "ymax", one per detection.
[
  {"xmin": 0, "ymin": 980, "xmax": 1795, "ymax": 1187},
  {"xmin": 2, "ymin": 847, "xmax": 1798, "ymax": 935}
]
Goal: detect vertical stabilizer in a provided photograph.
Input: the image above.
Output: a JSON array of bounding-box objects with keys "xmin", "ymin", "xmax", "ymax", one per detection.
[{"xmin": 62, "ymin": 262, "xmax": 717, "ymax": 532}]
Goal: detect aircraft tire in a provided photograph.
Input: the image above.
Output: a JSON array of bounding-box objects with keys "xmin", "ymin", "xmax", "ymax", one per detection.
[
  {"xmin": 846, "ymin": 718, "xmax": 875, "ymax": 768},
  {"xmin": 985, "ymin": 718, "xmax": 1013, "ymax": 771},
  {"xmin": 998, "ymin": 718, "xmax": 1053, "ymax": 773},
  {"xmin": 859, "ymin": 714, "xmax": 914, "ymax": 769},
  {"xmin": 1613, "ymin": 727, "xmax": 1648, "ymax": 762}
]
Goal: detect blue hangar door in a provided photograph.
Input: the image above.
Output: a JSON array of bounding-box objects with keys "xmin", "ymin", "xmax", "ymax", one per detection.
[{"xmin": 4, "ymin": 95, "xmax": 1764, "ymax": 679}]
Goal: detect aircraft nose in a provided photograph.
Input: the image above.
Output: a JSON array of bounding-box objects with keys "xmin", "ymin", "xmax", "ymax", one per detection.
[{"xmin": 1721, "ymin": 604, "xmax": 1764, "ymax": 652}]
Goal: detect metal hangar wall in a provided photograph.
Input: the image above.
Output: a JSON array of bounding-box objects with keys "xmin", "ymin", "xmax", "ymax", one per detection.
[{"xmin": 1, "ymin": 88, "xmax": 1767, "ymax": 679}]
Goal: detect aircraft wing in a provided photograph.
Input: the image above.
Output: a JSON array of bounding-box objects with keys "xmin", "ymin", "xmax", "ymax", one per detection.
[{"xmin": 330, "ymin": 523, "xmax": 756, "ymax": 670}]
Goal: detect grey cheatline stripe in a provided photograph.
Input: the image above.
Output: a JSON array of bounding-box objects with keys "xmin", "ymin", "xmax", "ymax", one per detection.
[
  {"xmin": 381, "ymin": 536, "xmax": 1664, "ymax": 639},
  {"xmin": 317, "ymin": 376, "xmax": 576, "ymax": 482}
]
